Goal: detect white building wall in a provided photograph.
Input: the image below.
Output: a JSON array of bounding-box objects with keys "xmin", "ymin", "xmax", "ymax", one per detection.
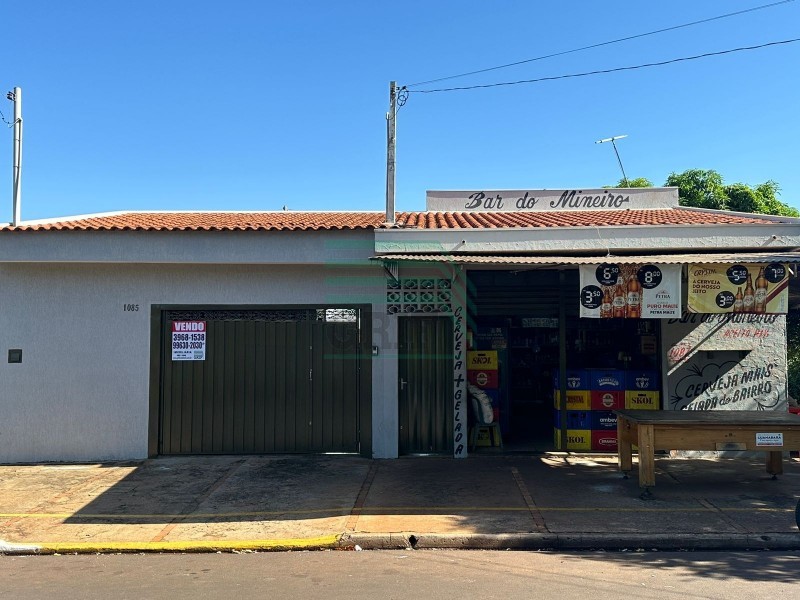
[{"xmin": 0, "ymin": 261, "xmax": 385, "ymax": 463}]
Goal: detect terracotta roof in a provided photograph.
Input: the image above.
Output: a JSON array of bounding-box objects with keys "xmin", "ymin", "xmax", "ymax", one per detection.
[
  {"xmin": 0, "ymin": 208, "xmax": 783, "ymax": 232},
  {"xmin": 395, "ymin": 208, "xmax": 780, "ymax": 229}
]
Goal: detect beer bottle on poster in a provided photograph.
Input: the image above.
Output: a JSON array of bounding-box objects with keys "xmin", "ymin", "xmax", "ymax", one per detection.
[
  {"xmin": 733, "ymin": 286, "xmax": 744, "ymax": 313},
  {"xmin": 743, "ymin": 272, "xmax": 755, "ymax": 313},
  {"xmin": 612, "ymin": 276, "xmax": 626, "ymax": 318},
  {"xmin": 600, "ymin": 287, "xmax": 613, "ymax": 318},
  {"xmin": 626, "ymin": 274, "xmax": 642, "ymax": 318},
  {"xmin": 754, "ymin": 266, "xmax": 768, "ymax": 313}
]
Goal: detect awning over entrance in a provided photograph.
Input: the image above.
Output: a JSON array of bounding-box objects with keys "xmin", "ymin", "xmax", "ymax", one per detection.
[{"xmin": 373, "ymin": 251, "xmax": 800, "ymax": 266}]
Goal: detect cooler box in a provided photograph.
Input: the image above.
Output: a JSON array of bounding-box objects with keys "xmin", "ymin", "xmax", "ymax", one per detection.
[
  {"xmin": 590, "ymin": 390, "xmax": 624, "ymax": 410},
  {"xmin": 590, "ymin": 410, "xmax": 617, "ymax": 431},
  {"xmin": 554, "ymin": 410, "xmax": 592, "ymax": 430},
  {"xmin": 553, "ymin": 428, "xmax": 591, "ymax": 451},
  {"xmin": 589, "ymin": 369, "xmax": 625, "ymax": 391},
  {"xmin": 591, "ymin": 430, "xmax": 618, "ymax": 452},
  {"xmin": 626, "ymin": 370, "xmax": 660, "ymax": 391},
  {"xmin": 468, "ymin": 369, "xmax": 499, "ymax": 389},
  {"xmin": 553, "ymin": 390, "xmax": 591, "ymax": 410},
  {"xmin": 552, "ymin": 369, "xmax": 589, "ymax": 390},
  {"xmin": 625, "ymin": 390, "xmax": 661, "ymax": 410}
]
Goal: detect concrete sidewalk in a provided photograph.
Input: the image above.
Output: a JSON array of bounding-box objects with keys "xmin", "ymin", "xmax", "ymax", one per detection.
[{"xmin": 1, "ymin": 453, "xmax": 799, "ymax": 554}]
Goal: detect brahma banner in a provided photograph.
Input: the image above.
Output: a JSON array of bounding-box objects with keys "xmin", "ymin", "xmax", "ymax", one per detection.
[
  {"xmin": 687, "ymin": 263, "xmax": 789, "ymax": 314},
  {"xmin": 579, "ymin": 263, "xmax": 681, "ymax": 319}
]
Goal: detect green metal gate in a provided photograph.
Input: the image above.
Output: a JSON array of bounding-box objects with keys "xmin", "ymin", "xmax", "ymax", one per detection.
[
  {"xmin": 398, "ymin": 316, "xmax": 454, "ymax": 455},
  {"xmin": 159, "ymin": 309, "xmax": 362, "ymax": 454}
]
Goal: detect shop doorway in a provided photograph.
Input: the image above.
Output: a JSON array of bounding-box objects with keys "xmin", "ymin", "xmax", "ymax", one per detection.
[
  {"xmin": 398, "ymin": 316, "xmax": 454, "ymax": 455},
  {"xmin": 467, "ymin": 269, "xmax": 661, "ymax": 452}
]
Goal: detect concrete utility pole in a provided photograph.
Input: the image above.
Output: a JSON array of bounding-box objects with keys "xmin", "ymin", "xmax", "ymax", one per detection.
[
  {"xmin": 8, "ymin": 87, "xmax": 22, "ymax": 225},
  {"xmin": 385, "ymin": 81, "xmax": 397, "ymax": 226}
]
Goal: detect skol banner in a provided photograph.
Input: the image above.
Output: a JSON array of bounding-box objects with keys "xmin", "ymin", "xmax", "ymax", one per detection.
[
  {"xmin": 579, "ymin": 263, "xmax": 682, "ymax": 319},
  {"xmin": 687, "ymin": 263, "xmax": 789, "ymax": 314}
]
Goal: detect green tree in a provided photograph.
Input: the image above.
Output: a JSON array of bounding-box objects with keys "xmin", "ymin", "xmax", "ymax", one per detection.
[
  {"xmin": 614, "ymin": 177, "xmax": 653, "ymax": 188},
  {"xmin": 665, "ymin": 169, "xmax": 728, "ymax": 210},
  {"xmin": 665, "ymin": 169, "xmax": 799, "ymax": 217}
]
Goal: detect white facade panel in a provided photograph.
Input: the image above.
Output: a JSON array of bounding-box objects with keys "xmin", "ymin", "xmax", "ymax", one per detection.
[{"xmin": 0, "ymin": 261, "xmax": 384, "ymax": 463}]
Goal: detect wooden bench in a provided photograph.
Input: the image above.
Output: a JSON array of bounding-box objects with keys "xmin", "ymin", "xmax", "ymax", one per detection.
[{"xmin": 615, "ymin": 409, "xmax": 800, "ymax": 490}]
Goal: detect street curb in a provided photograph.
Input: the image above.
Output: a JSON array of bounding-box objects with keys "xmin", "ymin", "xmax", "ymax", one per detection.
[
  {"xmin": 340, "ymin": 532, "xmax": 800, "ymax": 551},
  {"xmin": 0, "ymin": 535, "xmax": 341, "ymax": 555},
  {"xmin": 4, "ymin": 532, "xmax": 799, "ymax": 555}
]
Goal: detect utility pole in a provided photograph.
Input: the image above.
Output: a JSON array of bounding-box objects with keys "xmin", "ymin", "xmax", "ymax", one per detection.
[
  {"xmin": 595, "ymin": 134, "xmax": 629, "ymax": 187},
  {"xmin": 385, "ymin": 81, "xmax": 396, "ymax": 226},
  {"xmin": 8, "ymin": 87, "xmax": 22, "ymax": 225}
]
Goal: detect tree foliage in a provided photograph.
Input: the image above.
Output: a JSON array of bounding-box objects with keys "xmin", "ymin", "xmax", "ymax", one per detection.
[
  {"xmin": 609, "ymin": 169, "xmax": 799, "ymax": 217},
  {"xmin": 665, "ymin": 169, "xmax": 799, "ymax": 217},
  {"xmin": 614, "ymin": 177, "xmax": 653, "ymax": 188}
]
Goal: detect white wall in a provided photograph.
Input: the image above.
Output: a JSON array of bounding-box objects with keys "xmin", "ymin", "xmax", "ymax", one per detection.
[{"xmin": 0, "ymin": 261, "xmax": 385, "ymax": 463}]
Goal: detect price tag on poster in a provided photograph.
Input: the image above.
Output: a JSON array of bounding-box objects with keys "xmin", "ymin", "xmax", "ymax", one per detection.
[
  {"xmin": 172, "ymin": 321, "xmax": 207, "ymax": 361},
  {"xmin": 579, "ymin": 263, "xmax": 681, "ymax": 319},
  {"xmin": 687, "ymin": 263, "xmax": 788, "ymax": 314}
]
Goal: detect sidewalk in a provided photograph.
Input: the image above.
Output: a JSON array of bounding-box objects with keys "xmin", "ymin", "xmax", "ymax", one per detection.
[{"xmin": 1, "ymin": 453, "xmax": 799, "ymax": 554}]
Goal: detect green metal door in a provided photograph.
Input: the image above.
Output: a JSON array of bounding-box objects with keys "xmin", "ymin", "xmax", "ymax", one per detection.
[
  {"xmin": 159, "ymin": 309, "xmax": 361, "ymax": 454},
  {"xmin": 398, "ymin": 316, "xmax": 454, "ymax": 455}
]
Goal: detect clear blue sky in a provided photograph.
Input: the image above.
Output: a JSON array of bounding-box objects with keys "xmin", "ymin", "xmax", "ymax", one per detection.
[{"xmin": 4, "ymin": 0, "xmax": 799, "ymax": 222}]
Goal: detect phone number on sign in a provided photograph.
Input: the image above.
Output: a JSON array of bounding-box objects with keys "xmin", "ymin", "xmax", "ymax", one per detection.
[
  {"xmin": 172, "ymin": 341, "xmax": 204, "ymax": 350},
  {"xmin": 173, "ymin": 333, "xmax": 205, "ymax": 342}
]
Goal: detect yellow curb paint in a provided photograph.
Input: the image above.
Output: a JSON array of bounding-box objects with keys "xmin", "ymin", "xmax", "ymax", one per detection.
[{"xmin": 26, "ymin": 535, "xmax": 342, "ymax": 554}]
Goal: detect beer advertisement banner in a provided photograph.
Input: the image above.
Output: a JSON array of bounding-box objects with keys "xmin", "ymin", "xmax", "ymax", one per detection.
[
  {"xmin": 579, "ymin": 263, "xmax": 682, "ymax": 319},
  {"xmin": 687, "ymin": 263, "xmax": 789, "ymax": 314}
]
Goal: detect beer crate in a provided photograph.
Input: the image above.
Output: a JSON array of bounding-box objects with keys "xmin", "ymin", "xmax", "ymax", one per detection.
[
  {"xmin": 591, "ymin": 430, "xmax": 618, "ymax": 452},
  {"xmin": 625, "ymin": 390, "xmax": 660, "ymax": 410},
  {"xmin": 590, "ymin": 410, "xmax": 617, "ymax": 431},
  {"xmin": 553, "ymin": 390, "xmax": 591, "ymax": 410},
  {"xmin": 590, "ymin": 390, "xmax": 624, "ymax": 410},
  {"xmin": 467, "ymin": 369, "xmax": 499, "ymax": 389},
  {"xmin": 467, "ymin": 350, "xmax": 498, "ymax": 371},
  {"xmin": 626, "ymin": 370, "xmax": 660, "ymax": 391},
  {"xmin": 554, "ymin": 410, "xmax": 592, "ymax": 430},
  {"xmin": 552, "ymin": 369, "xmax": 589, "ymax": 391},
  {"xmin": 553, "ymin": 428, "xmax": 591, "ymax": 451},
  {"xmin": 589, "ymin": 369, "xmax": 625, "ymax": 391}
]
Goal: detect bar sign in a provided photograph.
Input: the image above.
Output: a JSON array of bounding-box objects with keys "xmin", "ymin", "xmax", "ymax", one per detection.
[{"xmin": 755, "ymin": 432, "xmax": 783, "ymax": 447}]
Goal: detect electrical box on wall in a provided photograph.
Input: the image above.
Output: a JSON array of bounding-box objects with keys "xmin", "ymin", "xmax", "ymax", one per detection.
[{"xmin": 8, "ymin": 349, "xmax": 22, "ymax": 363}]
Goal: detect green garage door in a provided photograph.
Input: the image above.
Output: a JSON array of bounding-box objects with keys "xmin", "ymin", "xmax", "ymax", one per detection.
[{"xmin": 159, "ymin": 309, "xmax": 363, "ymax": 454}]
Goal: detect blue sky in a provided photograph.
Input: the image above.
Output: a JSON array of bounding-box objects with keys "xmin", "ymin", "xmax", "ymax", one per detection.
[{"xmin": 3, "ymin": 1, "xmax": 799, "ymax": 222}]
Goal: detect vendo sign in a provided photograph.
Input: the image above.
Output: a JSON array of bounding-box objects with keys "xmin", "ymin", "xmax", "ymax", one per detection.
[{"xmin": 172, "ymin": 320, "xmax": 207, "ymax": 361}]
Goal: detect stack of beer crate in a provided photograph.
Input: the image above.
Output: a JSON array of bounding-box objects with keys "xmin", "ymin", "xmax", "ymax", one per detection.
[
  {"xmin": 553, "ymin": 369, "xmax": 660, "ymax": 451},
  {"xmin": 467, "ymin": 350, "xmax": 501, "ymax": 447}
]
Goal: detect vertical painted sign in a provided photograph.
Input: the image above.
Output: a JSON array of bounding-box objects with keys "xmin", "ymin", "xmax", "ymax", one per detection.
[
  {"xmin": 579, "ymin": 263, "xmax": 681, "ymax": 318},
  {"xmin": 453, "ymin": 306, "xmax": 467, "ymax": 457},
  {"xmin": 687, "ymin": 263, "xmax": 788, "ymax": 314},
  {"xmin": 172, "ymin": 321, "xmax": 207, "ymax": 361}
]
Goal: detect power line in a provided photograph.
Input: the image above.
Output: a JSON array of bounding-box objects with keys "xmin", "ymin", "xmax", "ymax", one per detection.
[
  {"xmin": 408, "ymin": 38, "xmax": 800, "ymax": 94},
  {"xmin": 405, "ymin": 0, "xmax": 796, "ymax": 88}
]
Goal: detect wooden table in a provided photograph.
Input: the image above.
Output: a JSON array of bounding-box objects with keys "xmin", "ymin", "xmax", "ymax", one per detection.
[{"xmin": 615, "ymin": 409, "xmax": 800, "ymax": 489}]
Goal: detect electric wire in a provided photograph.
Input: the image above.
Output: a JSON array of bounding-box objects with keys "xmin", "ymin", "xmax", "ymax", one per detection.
[
  {"xmin": 405, "ymin": 0, "xmax": 796, "ymax": 88},
  {"xmin": 408, "ymin": 38, "xmax": 800, "ymax": 94}
]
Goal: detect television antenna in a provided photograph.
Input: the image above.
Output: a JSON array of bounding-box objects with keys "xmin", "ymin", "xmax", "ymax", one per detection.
[{"xmin": 595, "ymin": 134, "xmax": 629, "ymax": 187}]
